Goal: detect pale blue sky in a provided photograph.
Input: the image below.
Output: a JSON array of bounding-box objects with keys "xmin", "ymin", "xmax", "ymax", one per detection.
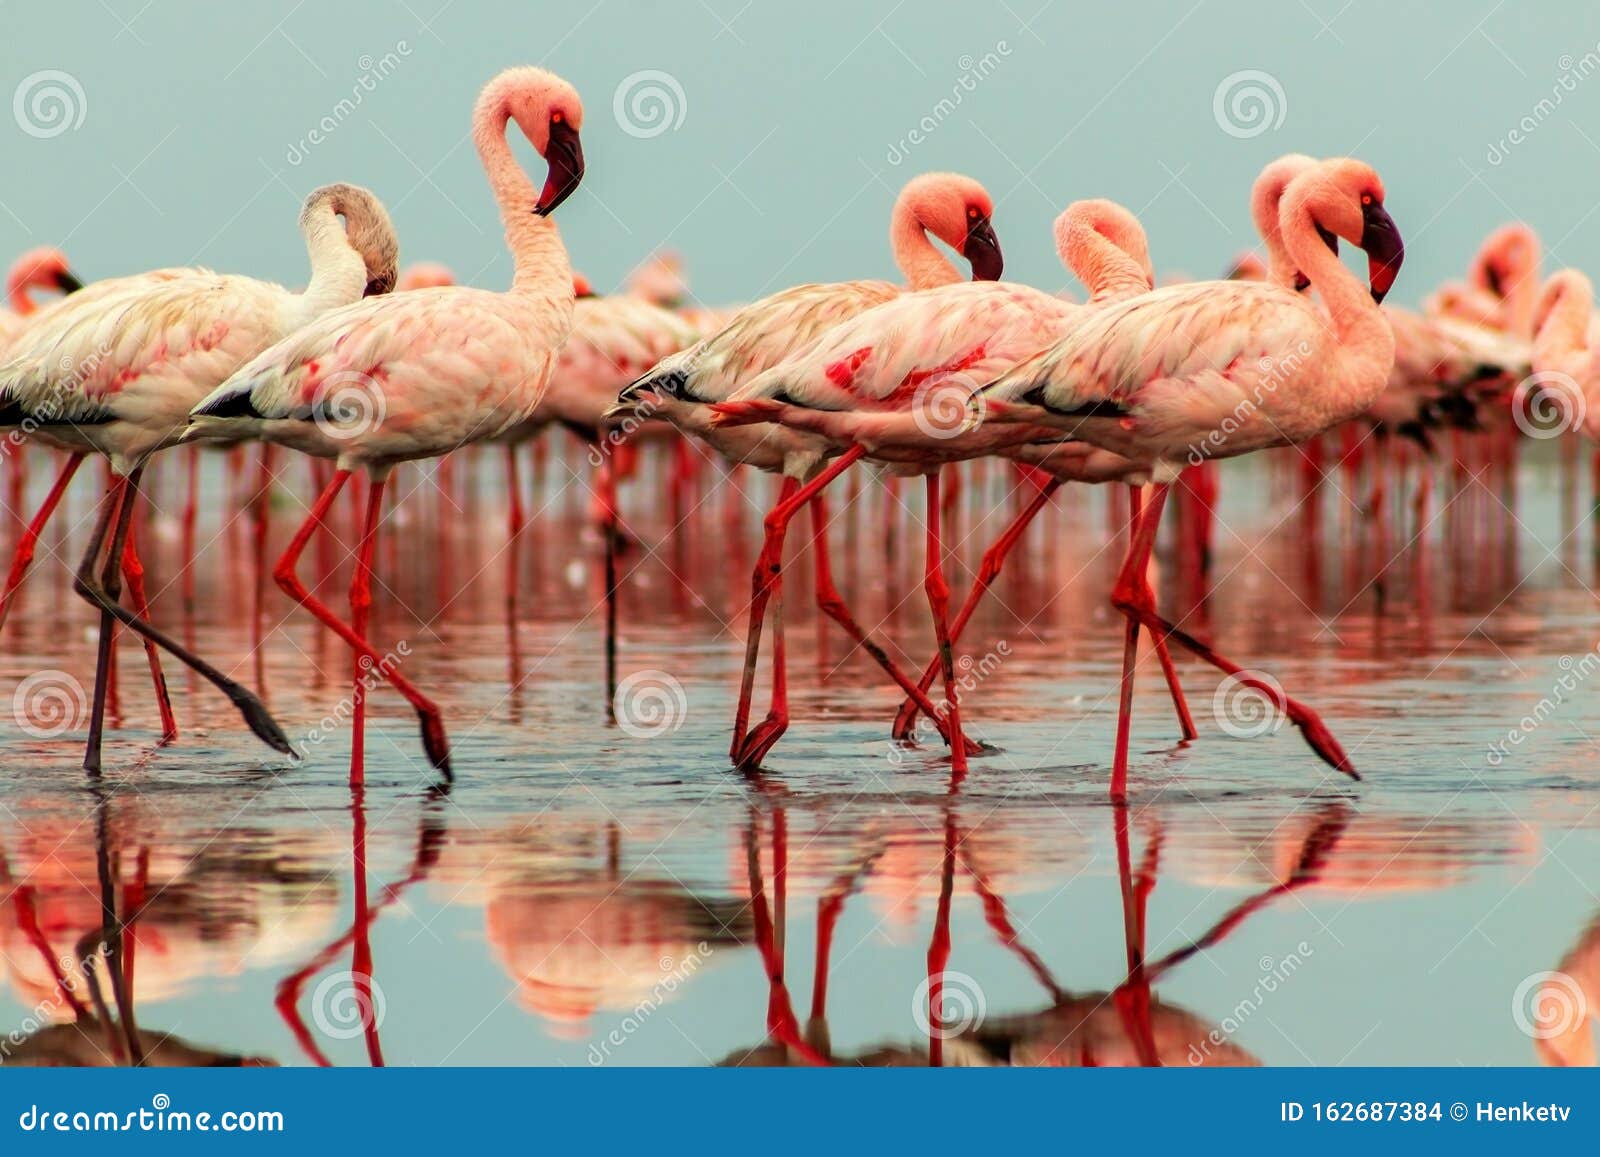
[{"xmin": 4, "ymin": 1, "xmax": 1600, "ymax": 307}]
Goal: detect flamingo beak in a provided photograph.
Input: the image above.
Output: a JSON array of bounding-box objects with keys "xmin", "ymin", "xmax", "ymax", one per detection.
[
  {"xmin": 1361, "ymin": 201, "xmax": 1404, "ymax": 304},
  {"xmin": 536, "ymin": 120, "xmax": 584, "ymax": 216},
  {"xmin": 962, "ymin": 215, "xmax": 1004, "ymax": 282},
  {"xmin": 54, "ymin": 268, "xmax": 84, "ymax": 294}
]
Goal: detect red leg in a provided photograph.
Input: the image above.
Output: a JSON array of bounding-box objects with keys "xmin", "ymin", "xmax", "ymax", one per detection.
[
  {"xmin": 1128, "ymin": 485, "xmax": 1197, "ymax": 742},
  {"xmin": 119, "ymin": 524, "xmax": 178, "ymax": 744},
  {"xmin": 734, "ymin": 584, "xmax": 790, "ymax": 769},
  {"xmin": 0, "ymin": 451, "xmax": 84, "ymax": 634},
  {"xmin": 181, "ymin": 449, "xmax": 199, "ymax": 607},
  {"xmin": 732, "ymin": 447, "xmax": 864, "ymax": 766},
  {"xmin": 893, "ymin": 476, "xmax": 1061, "ymax": 741},
  {"xmin": 922, "ymin": 472, "xmax": 967, "ymax": 779},
  {"xmin": 1113, "ymin": 484, "xmax": 1357, "ymax": 790},
  {"xmin": 349, "ymin": 476, "xmax": 386, "ymax": 787},
  {"xmin": 808, "ymin": 493, "xmax": 978, "ymax": 756},
  {"xmin": 273, "ymin": 470, "xmax": 451, "ymax": 778},
  {"xmin": 504, "ymin": 444, "xmax": 525, "ymax": 536},
  {"xmin": 82, "ymin": 476, "xmax": 132, "ymax": 773}
]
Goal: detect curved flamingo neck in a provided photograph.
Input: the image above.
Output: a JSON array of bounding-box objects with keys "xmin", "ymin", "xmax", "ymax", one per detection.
[
  {"xmin": 1283, "ymin": 206, "xmax": 1382, "ymax": 347},
  {"xmin": 1251, "ymin": 185, "xmax": 1295, "ymax": 289},
  {"xmin": 295, "ymin": 204, "xmax": 369, "ymax": 323},
  {"xmin": 1534, "ymin": 272, "xmax": 1594, "ymax": 363},
  {"xmin": 1058, "ymin": 217, "xmax": 1150, "ymax": 305},
  {"xmin": 891, "ymin": 213, "xmax": 962, "ymax": 290},
  {"xmin": 474, "ymin": 105, "xmax": 572, "ymax": 298},
  {"xmin": 8, "ymin": 282, "xmax": 38, "ymax": 315}
]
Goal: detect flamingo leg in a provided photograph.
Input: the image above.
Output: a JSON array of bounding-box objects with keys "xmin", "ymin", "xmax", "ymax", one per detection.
[
  {"xmin": 81, "ymin": 475, "xmax": 131, "ymax": 774},
  {"xmin": 119, "ymin": 523, "xmax": 178, "ymax": 744},
  {"xmin": 504, "ymin": 444, "xmax": 525, "ymax": 536},
  {"xmin": 732, "ymin": 446, "xmax": 864, "ymax": 767},
  {"xmin": 732, "ymin": 580, "xmax": 789, "ymax": 769},
  {"xmin": 273, "ymin": 469, "xmax": 451, "ymax": 778},
  {"xmin": 181, "ymin": 449, "xmax": 199, "ymax": 607},
  {"xmin": 0, "ymin": 451, "xmax": 84, "ymax": 634},
  {"xmin": 922, "ymin": 472, "xmax": 967, "ymax": 779},
  {"xmin": 893, "ymin": 477, "xmax": 1061, "ymax": 741},
  {"xmin": 807, "ymin": 492, "xmax": 979, "ymax": 756},
  {"xmin": 75, "ymin": 467, "xmax": 292, "ymax": 765},
  {"xmin": 349, "ymin": 475, "xmax": 386, "ymax": 788},
  {"xmin": 1111, "ymin": 483, "xmax": 1356, "ymax": 793}
]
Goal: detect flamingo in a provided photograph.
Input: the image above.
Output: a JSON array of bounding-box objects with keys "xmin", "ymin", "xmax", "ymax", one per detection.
[
  {"xmin": 609, "ymin": 171, "xmax": 1004, "ymax": 768},
  {"xmin": 1531, "ymin": 269, "xmax": 1600, "ymax": 445},
  {"xmin": 187, "ymin": 66, "xmax": 587, "ymax": 785},
  {"xmin": 1, "ymin": 247, "xmax": 84, "ymax": 343},
  {"xmin": 1426, "ymin": 223, "xmax": 1543, "ymax": 338},
  {"xmin": 705, "ymin": 199, "xmax": 1163, "ymax": 772},
  {"xmin": 969, "ymin": 157, "xmax": 1405, "ymax": 799},
  {"xmin": 0, "ymin": 182, "xmax": 398, "ymax": 771}
]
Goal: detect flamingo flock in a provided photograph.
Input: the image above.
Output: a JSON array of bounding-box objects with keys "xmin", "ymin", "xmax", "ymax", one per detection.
[{"xmin": 6, "ymin": 63, "xmax": 1595, "ymax": 804}]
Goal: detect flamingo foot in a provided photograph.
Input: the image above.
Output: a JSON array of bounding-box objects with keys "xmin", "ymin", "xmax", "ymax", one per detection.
[{"xmin": 419, "ymin": 713, "xmax": 454, "ymax": 779}]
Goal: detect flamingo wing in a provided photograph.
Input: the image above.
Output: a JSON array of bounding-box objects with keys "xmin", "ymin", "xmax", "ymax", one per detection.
[
  {"xmin": 978, "ymin": 280, "xmax": 1317, "ymax": 428},
  {"xmin": 732, "ymin": 282, "xmax": 1075, "ymax": 411},
  {"xmin": 0, "ymin": 269, "xmax": 285, "ymax": 425},
  {"xmin": 622, "ymin": 279, "xmax": 899, "ymax": 406},
  {"xmin": 194, "ymin": 286, "xmax": 550, "ymax": 429}
]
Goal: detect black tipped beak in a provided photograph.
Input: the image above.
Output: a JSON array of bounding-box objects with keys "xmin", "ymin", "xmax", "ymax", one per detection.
[
  {"xmin": 536, "ymin": 120, "xmax": 584, "ymax": 216},
  {"xmin": 54, "ymin": 269, "xmax": 84, "ymax": 294},
  {"xmin": 1361, "ymin": 201, "xmax": 1404, "ymax": 305},
  {"xmin": 962, "ymin": 215, "xmax": 1004, "ymax": 282}
]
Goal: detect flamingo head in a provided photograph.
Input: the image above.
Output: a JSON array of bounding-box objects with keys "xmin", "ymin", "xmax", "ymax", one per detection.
[
  {"xmin": 397, "ymin": 262, "xmax": 457, "ymax": 291},
  {"xmin": 303, "ymin": 183, "xmax": 400, "ymax": 297},
  {"xmin": 1531, "ymin": 269, "xmax": 1594, "ymax": 355},
  {"xmin": 895, "ymin": 172, "xmax": 1003, "ymax": 281},
  {"xmin": 484, "ymin": 67, "xmax": 585, "ymax": 216},
  {"xmin": 626, "ymin": 250, "xmax": 688, "ymax": 306},
  {"xmin": 1471, "ymin": 222, "xmax": 1541, "ymax": 300},
  {"xmin": 1285, "ymin": 158, "xmax": 1403, "ymax": 304},
  {"xmin": 6, "ymin": 246, "xmax": 82, "ymax": 311}
]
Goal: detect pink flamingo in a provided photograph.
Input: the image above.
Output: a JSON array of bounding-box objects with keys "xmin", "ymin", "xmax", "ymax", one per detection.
[
  {"xmin": 0, "ymin": 183, "xmax": 397, "ymax": 771},
  {"xmin": 610, "ymin": 171, "xmax": 1003, "ymax": 768},
  {"xmin": 187, "ymin": 66, "xmax": 587, "ymax": 785},
  {"xmin": 1427, "ymin": 223, "xmax": 1543, "ymax": 338},
  {"xmin": 0, "ymin": 247, "xmax": 84, "ymax": 342},
  {"xmin": 971, "ymin": 157, "xmax": 1405, "ymax": 799},
  {"xmin": 705, "ymin": 199, "xmax": 1159, "ymax": 772},
  {"xmin": 2, "ymin": 247, "xmax": 84, "ymax": 556},
  {"xmin": 1531, "ymin": 269, "xmax": 1600, "ymax": 447}
]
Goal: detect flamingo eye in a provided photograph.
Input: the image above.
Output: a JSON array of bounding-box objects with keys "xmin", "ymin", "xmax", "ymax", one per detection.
[
  {"xmin": 551, "ymin": 110, "xmax": 564, "ymax": 124},
  {"xmin": 967, "ymin": 206, "xmax": 980, "ymax": 220},
  {"xmin": 1360, "ymin": 192, "xmax": 1374, "ymax": 206}
]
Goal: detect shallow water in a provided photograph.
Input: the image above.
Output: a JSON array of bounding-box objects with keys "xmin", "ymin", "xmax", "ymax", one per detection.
[{"xmin": 1, "ymin": 439, "xmax": 1597, "ymax": 1067}]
